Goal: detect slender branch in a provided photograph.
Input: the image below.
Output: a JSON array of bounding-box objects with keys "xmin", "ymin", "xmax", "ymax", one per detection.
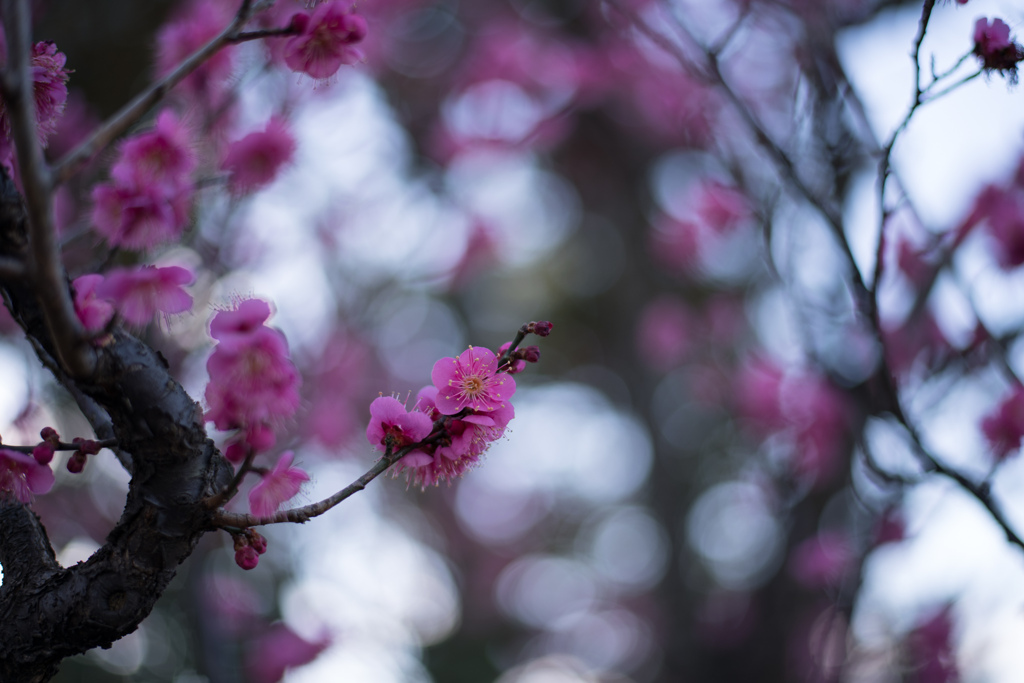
[
  {"xmin": 229, "ymin": 25, "xmax": 300, "ymax": 43},
  {"xmin": 0, "ymin": 0, "xmax": 96, "ymax": 378},
  {"xmin": 211, "ymin": 448, "xmax": 404, "ymax": 528},
  {"xmin": 204, "ymin": 449, "xmax": 256, "ymax": 510},
  {"xmin": 614, "ymin": 0, "xmax": 869, "ymax": 306},
  {"xmin": 0, "ymin": 437, "xmax": 116, "ymax": 454},
  {"xmin": 51, "ymin": 0, "xmax": 258, "ymax": 185}
]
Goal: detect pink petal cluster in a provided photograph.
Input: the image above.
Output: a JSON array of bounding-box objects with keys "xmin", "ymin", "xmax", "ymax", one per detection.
[
  {"xmin": 367, "ymin": 385, "xmax": 514, "ymax": 489},
  {"xmin": 0, "ymin": 41, "xmax": 70, "ymax": 167},
  {"xmin": 973, "ymin": 18, "xmax": 1024, "ymax": 75},
  {"xmin": 431, "ymin": 346, "xmax": 516, "ymax": 415},
  {"xmin": 94, "ymin": 265, "xmax": 194, "ymax": 326},
  {"xmin": 0, "ymin": 448, "xmax": 55, "ymax": 503},
  {"xmin": 284, "ymin": 1, "xmax": 368, "ymax": 80},
  {"xmin": 221, "ymin": 117, "xmax": 297, "ymax": 195},
  {"xmin": 205, "ymin": 299, "xmax": 301, "ymax": 451},
  {"xmin": 981, "ymin": 387, "xmax": 1024, "ymax": 460},
  {"xmin": 91, "ymin": 111, "xmax": 195, "ymax": 250},
  {"xmin": 248, "ymin": 451, "xmax": 310, "ymax": 517},
  {"xmin": 72, "ymin": 273, "xmax": 115, "ymax": 334},
  {"xmin": 366, "ymin": 396, "xmax": 433, "ymax": 454}
]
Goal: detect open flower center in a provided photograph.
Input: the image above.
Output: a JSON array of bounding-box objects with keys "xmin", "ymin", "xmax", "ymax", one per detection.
[{"xmin": 461, "ymin": 376, "xmax": 485, "ymax": 396}]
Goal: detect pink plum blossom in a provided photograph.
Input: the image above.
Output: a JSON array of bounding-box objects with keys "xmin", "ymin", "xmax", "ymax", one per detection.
[
  {"xmin": 431, "ymin": 346, "xmax": 515, "ymax": 415},
  {"xmin": 366, "ymin": 396, "xmax": 433, "ymax": 453},
  {"xmin": 0, "ymin": 448, "xmax": 55, "ymax": 503},
  {"xmin": 222, "ymin": 117, "xmax": 296, "ymax": 195},
  {"xmin": 205, "ymin": 300, "xmax": 301, "ymax": 433},
  {"xmin": 72, "ymin": 274, "xmax": 114, "ymax": 334},
  {"xmin": 0, "ymin": 41, "xmax": 70, "ymax": 166},
  {"xmin": 91, "ymin": 180, "xmax": 193, "ymax": 251},
  {"xmin": 284, "ymin": 2, "xmax": 368, "ymax": 80},
  {"xmin": 248, "ymin": 451, "xmax": 309, "ymax": 518},
  {"xmin": 389, "ymin": 386, "xmax": 513, "ymax": 488},
  {"xmin": 94, "ymin": 265, "xmax": 194, "ymax": 326},
  {"xmin": 210, "ymin": 298, "xmax": 272, "ymax": 343},
  {"xmin": 245, "ymin": 623, "xmax": 330, "ymax": 683},
  {"xmin": 111, "ymin": 110, "xmax": 195, "ymax": 190},
  {"xmin": 981, "ymin": 387, "xmax": 1024, "ymax": 460}
]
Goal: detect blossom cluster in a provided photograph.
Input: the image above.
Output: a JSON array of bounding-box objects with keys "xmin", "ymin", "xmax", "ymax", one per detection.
[
  {"xmin": 366, "ymin": 328, "xmax": 549, "ymax": 488},
  {"xmin": 0, "ymin": 40, "xmax": 70, "ymax": 169},
  {"xmin": 205, "ymin": 299, "xmax": 301, "ymax": 462},
  {"xmin": 91, "ymin": 111, "xmax": 196, "ymax": 250},
  {"xmin": 72, "ymin": 264, "xmax": 195, "ymax": 333}
]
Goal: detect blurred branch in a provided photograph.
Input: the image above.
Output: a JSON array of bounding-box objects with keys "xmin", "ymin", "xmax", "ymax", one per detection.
[
  {"xmin": 610, "ymin": 0, "xmax": 870, "ymax": 308},
  {"xmin": 0, "ymin": 0, "xmax": 96, "ymax": 379},
  {"xmin": 52, "ymin": 0, "xmax": 259, "ymax": 184},
  {"xmin": 0, "ymin": 255, "xmax": 24, "ymax": 279}
]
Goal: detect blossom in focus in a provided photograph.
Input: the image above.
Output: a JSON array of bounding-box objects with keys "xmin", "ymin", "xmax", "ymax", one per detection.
[
  {"xmin": 0, "ymin": 448, "xmax": 55, "ymax": 503},
  {"xmin": 284, "ymin": 1, "xmax": 367, "ymax": 80},
  {"xmin": 94, "ymin": 265, "xmax": 194, "ymax": 326},
  {"xmin": 72, "ymin": 274, "xmax": 114, "ymax": 334},
  {"xmin": 248, "ymin": 451, "xmax": 309, "ymax": 518},
  {"xmin": 391, "ymin": 386, "xmax": 513, "ymax": 488},
  {"xmin": 981, "ymin": 387, "xmax": 1024, "ymax": 460},
  {"xmin": 365, "ymin": 396, "xmax": 433, "ymax": 454},
  {"xmin": 245, "ymin": 623, "xmax": 330, "ymax": 683},
  {"xmin": 222, "ymin": 117, "xmax": 296, "ymax": 195},
  {"xmin": 431, "ymin": 346, "xmax": 516, "ymax": 415}
]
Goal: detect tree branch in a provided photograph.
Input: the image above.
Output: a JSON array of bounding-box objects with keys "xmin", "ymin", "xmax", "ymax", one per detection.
[
  {"xmin": 0, "ymin": 0, "xmax": 96, "ymax": 379},
  {"xmin": 51, "ymin": 0, "xmax": 258, "ymax": 185}
]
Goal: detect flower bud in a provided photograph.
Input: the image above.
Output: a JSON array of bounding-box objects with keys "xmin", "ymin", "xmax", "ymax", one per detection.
[
  {"xmin": 529, "ymin": 321, "xmax": 553, "ymax": 337},
  {"xmin": 235, "ymin": 545, "xmax": 260, "ymax": 570}
]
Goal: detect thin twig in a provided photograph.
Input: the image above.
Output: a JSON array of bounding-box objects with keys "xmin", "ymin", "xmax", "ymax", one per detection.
[
  {"xmin": 211, "ymin": 447, "xmax": 404, "ymax": 528},
  {"xmin": 612, "ymin": 0, "xmax": 869, "ymax": 307},
  {"xmin": 0, "ymin": 0, "xmax": 97, "ymax": 378},
  {"xmin": 204, "ymin": 449, "xmax": 257, "ymax": 510},
  {"xmin": 0, "ymin": 437, "xmax": 117, "ymax": 454},
  {"xmin": 52, "ymin": 0, "xmax": 258, "ymax": 185}
]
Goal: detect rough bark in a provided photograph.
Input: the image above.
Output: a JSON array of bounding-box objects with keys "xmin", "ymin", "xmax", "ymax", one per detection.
[{"xmin": 0, "ymin": 169, "xmax": 233, "ymax": 681}]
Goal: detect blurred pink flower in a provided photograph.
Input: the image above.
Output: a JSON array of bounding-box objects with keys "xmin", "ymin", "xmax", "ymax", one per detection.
[
  {"xmin": 906, "ymin": 606, "xmax": 958, "ymax": 683},
  {"xmin": 222, "ymin": 117, "xmax": 296, "ymax": 195},
  {"xmin": 156, "ymin": 1, "xmax": 235, "ymax": 99},
  {"xmin": 94, "ymin": 264, "xmax": 194, "ymax": 326},
  {"xmin": 973, "ymin": 18, "xmax": 1023, "ymax": 74},
  {"xmin": 72, "ymin": 274, "xmax": 114, "ymax": 334},
  {"xmin": 0, "ymin": 448, "xmax": 54, "ymax": 503},
  {"xmin": 111, "ymin": 110, "xmax": 195, "ymax": 190},
  {"xmin": 249, "ymin": 451, "xmax": 309, "ymax": 518},
  {"xmin": 246, "ymin": 623, "xmax": 330, "ymax": 683},
  {"xmin": 431, "ymin": 346, "xmax": 515, "ymax": 415},
  {"xmin": 284, "ymin": 1, "xmax": 367, "ymax": 79},
  {"xmin": 91, "ymin": 179, "xmax": 193, "ymax": 251}
]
